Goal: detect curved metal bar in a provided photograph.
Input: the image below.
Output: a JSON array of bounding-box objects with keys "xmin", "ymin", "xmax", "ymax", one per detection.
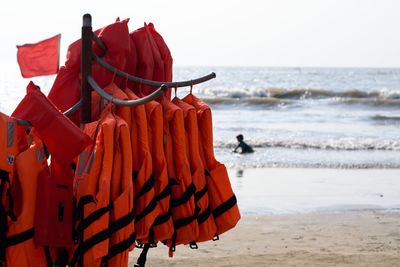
[
  {"xmin": 64, "ymin": 99, "xmax": 83, "ymax": 116},
  {"xmin": 88, "ymin": 75, "xmax": 168, "ymax": 106},
  {"xmin": 93, "ymin": 54, "xmax": 216, "ymax": 88},
  {"xmin": 91, "ymin": 33, "xmax": 107, "ymax": 52}
]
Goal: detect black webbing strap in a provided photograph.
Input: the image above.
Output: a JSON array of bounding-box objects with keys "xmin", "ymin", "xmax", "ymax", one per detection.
[
  {"xmin": 0, "ymin": 170, "xmax": 16, "ymax": 221},
  {"xmin": 70, "ymin": 227, "xmax": 111, "ymax": 267},
  {"xmin": 135, "ymin": 198, "xmax": 157, "ymax": 222},
  {"xmin": 173, "ymin": 213, "xmax": 197, "ymax": 230},
  {"xmin": 197, "ymin": 206, "xmax": 212, "ymax": 225},
  {"xmin": 71, "ymin": 208, "xmax": 135, "ymax": 266},
  {"xmin": 44, "ymin": 246, "xmax": 54, "ymax": 267},
  {"xmin": 134, "ymin": 243, "xmax": 150, "ymax": 267},
  {"xmin": 0, "ymin": 197, "xmax": 7, "ymax": 265},
  {"xmin": 5, "ymin": 227, "xmax": 34, "ymax": 247},
  {"xmin": 212, "ymin": 195, "xmax": 237, "ymax": 219},
  {"xmin": 153, "ymin": 211, "xmax": 171, "ymax": 226},
  {"xmin": 103, "ymin": 231, "xmax": 136, "ymax": 262},
  {"xmin": 194, "ymin": 184, "xmax": 207, "ymax": 202},
  {"xmin": 155, "ymin": 184, "xmax": 170, "ymax": 202},
  {"xmin": 135, "ymin": 176, "xmax": 155, "ymax": 200},
  {"xmin": 170, "ymin": 183, "xmax": 196, "ymax": 208},
  {"xmin": 76, "ymin": 203, "xmax": 113, "ymax": 232},
  {"xmin": 76, "ymin": 195, "xmax": 96, "ymax": 221}
]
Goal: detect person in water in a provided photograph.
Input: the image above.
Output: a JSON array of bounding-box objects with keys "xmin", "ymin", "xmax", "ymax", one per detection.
[{"xmin": 233, "ymin": 134, "xmax": 254, "ymax": 154}]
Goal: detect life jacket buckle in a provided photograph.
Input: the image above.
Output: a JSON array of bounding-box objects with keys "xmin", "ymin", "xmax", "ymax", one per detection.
[
  {"xmin": 189, "ymin": 241, "xmax": 198, "ymax": 249},
  {"xmin": 212, "ymin": 234, "xmax": 219, "ymax": 241}
]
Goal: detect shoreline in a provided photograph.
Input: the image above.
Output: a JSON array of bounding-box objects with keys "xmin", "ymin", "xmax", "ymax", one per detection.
[{"xmin": 128, "ymin": 210, "xmax": 400, "ymax": 266}]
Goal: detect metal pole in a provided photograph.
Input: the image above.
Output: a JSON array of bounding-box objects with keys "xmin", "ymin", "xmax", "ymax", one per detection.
[{"xmin": 81, "ymin": 14, "xmax": 92, "ymax": 124}]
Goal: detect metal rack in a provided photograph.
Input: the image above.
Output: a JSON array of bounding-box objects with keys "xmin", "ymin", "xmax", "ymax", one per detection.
[
  {"xmin": 17, "ymin": 13, "xmax": 216, "ymax": 126},
  {"xmin": 80, "ymin": 13, "xmax": 216, "ymax": 123}
]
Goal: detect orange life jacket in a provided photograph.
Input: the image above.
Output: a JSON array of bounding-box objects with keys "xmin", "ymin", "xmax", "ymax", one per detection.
[
  {"xmin": 70, "ymin": 111, "xmax": 115, "ymax": 267},
  {"xmin": 102, "ymin": 115, "xmax": 135, "ymax": 267},
  {"xmin": 172, "ymin": 97, "xmax": 217, "ymax": 242},
  {"xmin": 124, "ymin": 88, "xmax": 160, "ymax": 242},
  {"xmin": 91, "ymin": 83, "xmax": 131, "ymax": 129},
  {"xmin": 5, "ymin": 138, "xmax": 52, "ymax": 267},
  {"xmin": 144, "ymin": 100, "xmax": 173, "ymax": 243},
  {"xmin": 162, "ymin": 99, "xmax": 198, "ymax": 247},
  {"xmin": 182, "ymin": 94, "xmax": 240, "ymax": 235},
  {"xmin": 0, "ymin": 112, "xmax": 27, "ymax": 257}
]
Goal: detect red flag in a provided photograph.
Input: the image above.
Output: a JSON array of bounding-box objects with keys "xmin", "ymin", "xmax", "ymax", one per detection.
[{"xmin": 16, "ymin": 34, "xmax": 61, "ymax": 78}]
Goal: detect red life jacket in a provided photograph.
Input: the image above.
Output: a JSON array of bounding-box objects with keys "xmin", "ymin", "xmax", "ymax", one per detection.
[
  {"xmin": 124, "ymin": 88, "xmax": 160, "ymax": 242},
  {"xmin": 70, "ymin": 111, "xmax": 115, "ymax": 267},
  {"xmin": 172, "ymin": 97, "xmax": 217, "ymax": 242},
  {"xmin": 5, "ymin": 138, "xmax": 52, "ymax": 267},
  {"xmin": 182, "ymin": 94, "xmax": 240, "ymax": 235},
  {"xmin": 162, "ymin": 99, "xmax": 199, "ymax": 247},
  {"xmin": 144, "ymin": 100, "xmax": 173, "ymax": 243}
]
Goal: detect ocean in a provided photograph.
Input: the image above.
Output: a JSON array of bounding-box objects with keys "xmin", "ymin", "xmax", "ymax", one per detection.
[
  {"xmin": 1, "ymin": 66, "xmax": 399, "ymax": 169},
  {"xmin": 175, "ymin": 67, "xmax": 400, "ymax": 169}
]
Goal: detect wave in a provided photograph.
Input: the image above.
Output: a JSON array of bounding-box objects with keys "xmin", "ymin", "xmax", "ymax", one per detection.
[
  {"xmin": 199, "ymin": 87, "xmax": 400, "ymax": 100},
  {"xmin": 198, "ymin": 87, "xmax": 400, "ymax": 107},
  {"xmin": 213, "ymin": 139, "xmax": 400, "ymax": 151},
  {"xmin": 371, "ymin": 115, "xmax": 400, "ymax": 123}
]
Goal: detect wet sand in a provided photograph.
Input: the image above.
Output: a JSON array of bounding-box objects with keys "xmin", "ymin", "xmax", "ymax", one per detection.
[
  {"xmin": 128, "ymin": 168, "xmax": 400, "ymax": 266},
  {"xmin": 128, "ymin": 210, "xmax": 400, "ymax": 266}
]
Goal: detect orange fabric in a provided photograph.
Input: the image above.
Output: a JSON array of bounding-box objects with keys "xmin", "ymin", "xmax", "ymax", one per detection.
[
  {"xmin": 182, "ymin": 94, "xmax": 240, "ymax": 235},
  {"xmin": 163, "ymin": 99, "xmax": 198, "ymax": 246},
  {"xmin": 172, "ymin": 97, "xmax": 217, "ymax": 242},
  {"xmin": 147, "ymin": 23, "xmax": 173, "ymax": 99},
  {"xmin": 16, "ymin": 34, "xmax": 60, "ymax": 78},
  {"xmin": 71, "ymin": 112, "xmax": 115, "ymax": 267},
  {"xmin": 124, "ymin": 89, "xmax": 160, "ymax": 241},
  {"xmin": 6, "ymin": 138, "xmax": 49, "ymax": 267},
  {"xmin": 144, "ymin": 100, "xmax": 173, "ymax": 242},
  {"xmin": 0, "ymin": 112, "xmax": 27, "ymax": 174},
  {"xmin": 91, "ymin": 83, "xmax": 131, "ymax": 129},
  {"xmin": 12, "ymin": 81, "xmax": 92, "ymax": 167},
  {"xmin": 105, "ymin": 115, "xmax": 135, "ymax": 267}
]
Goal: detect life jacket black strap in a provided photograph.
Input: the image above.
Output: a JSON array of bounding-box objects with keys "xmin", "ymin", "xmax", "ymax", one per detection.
[
  {"xmin": 153, "ymin": 211, "xmax": 171, "ymax": 226},
  {"xmin": 197, "ymin": 206, "xmax": 211, "ymax": 225},
  {"xmin": 173, "ymin": 213, "xmax": 197, "ymax": 230},
  {"xmin": 170, "ymin": 183, "xmax": 196, "ymax": 208},
  {"xmin": 212, "ymin": 195, "xmax": 237, "ymax": 219},
  {"xmin": 76, "ymin": 203, "xmax": 113, "ymax": 232},
  {"xmin": 134, "ymin": 243, "xmax": 150, "ymax": 267},
  {"xmin": 135, "ymin": 175, "xmax": 155, "ymax": 200},
  {"xmin": 0, "ymin": 170, "xmax": 16, "ymax": 221},
  {"xmin": 5, "ymin": 228, "xmax": 34, "ymax": 247},
  {"xmin": 44, "ymin": 246, "xmax": 53, "ymax": 267},
  {"xmin": 71, "ymin": 208, "xmax": 136, "ymax": 266},
  {"xmin": 103, "ymin": 231, "xmax": 136, "ymax": 262},
  {"xmin": 70, "ymin": 227, "xmax": 110, "ymax": 267},
  {"xmin": 135, "ymin": 197, "xmax": 157, "ymax": 222},
  {"xmin": 155, "ymin": 184, "xmax": 170, "ymax": 202},
  {"xmin": 194, "ymin": 185, "xmax": 207, "ymax": 202}
]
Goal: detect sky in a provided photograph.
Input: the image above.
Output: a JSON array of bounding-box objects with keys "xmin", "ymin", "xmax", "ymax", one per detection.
[{"xmin": 0, "ymin": 0, "xmax": 399, "ymax": 68}]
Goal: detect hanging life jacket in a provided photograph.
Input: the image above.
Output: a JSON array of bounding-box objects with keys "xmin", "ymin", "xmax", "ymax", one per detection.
[
  {"xmin": 70, "ymin": 111, "xmax": 115, "ymax": 267},
  {"xmin": 172, "ymin": 97, "xmax": 217, "ymax": 243},
  {"xmin": 162, "ymin": 99, "xmax": 199, "ymax": 249},
  {"xmin": 124, "ymin": 88, "xmax": 160, "ymax": 243},
  {"xmin": 183, "ymin": 94, "xmax": 241, "ymax": 236},
  {"xmin": 101, "ymin": 114, "xmax": 135, "ymax": 267},
  {"xmin": 12, "ymin": 81, "xmax": 91, "ymax": 248},
  {"xmin": 0, "ymin": 112, "xmax": 28, "ymax": 266},
  {"xmin": 144, "ymin": 100, "xmax": 173, "ymax": 243},
  {"xmin": 5, "ymin": 137, "xmax": 54, "ymax": 267}
]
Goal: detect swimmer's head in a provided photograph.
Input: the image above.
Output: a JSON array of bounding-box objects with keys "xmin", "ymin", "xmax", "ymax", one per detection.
[{"xmin": 236, "ymin": 134, "xmax": 244, "ymax": 142}]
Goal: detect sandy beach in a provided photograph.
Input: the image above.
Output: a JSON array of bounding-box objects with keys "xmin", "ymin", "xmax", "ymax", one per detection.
[
  {"xmin": 128, "ymin": 168, "xmax": 400, "ymax": 266},
  {"xmin": 129, "ymin": 211, "xmax": 400, "ymax": 266}
]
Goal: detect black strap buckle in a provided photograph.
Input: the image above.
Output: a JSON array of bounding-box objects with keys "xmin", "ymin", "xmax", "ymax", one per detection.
[{"xmin": 189, "ymin": 241, "xmax": 198, "ymax": 249}]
